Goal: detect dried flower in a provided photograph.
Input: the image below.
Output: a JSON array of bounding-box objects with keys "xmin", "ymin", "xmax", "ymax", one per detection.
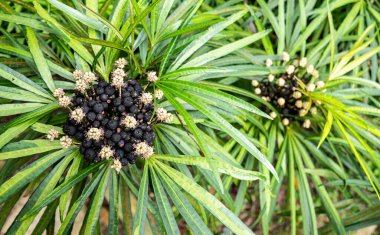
[
  {"xmin": 316, "ymin": 81, "xmax": 325, "ymax": 89},
  {"xmin": 111, "ymin": 159, "xmax": 122, "ymax": 173},
  {"xmin": 268, "ymin": 74, "xmax": 275, "ymax": 82},
  {"xmin": 156, "ymin": 108, "xmax": 173, "ymax": 123},
  {"xmin": 277, "ymin": 97, "xmax": 285, "ymax": 106},
  {"xmin": 270, "ymin": 111, "xmax": 277, "ymax": 119},
  {"xmin": 310, "ymin": 106, "xmax": 318, "ymax": 115},
  {"xmin": 278, "ymin": 78, "xmax": 286, "ymax": 87},
  {"xmin": 134, "ymin": 142, "xmax": 154, "ymax": 158},
  {"xmin": 53, "ymin": 88, "xmax": 65, "ymax": 98},
  {"xmin": 155, "ymin": 89, "xmax": 164, "ymax": 100},
  {"xmin": 99, "ymin": 146, "xmax": 114, "ymax": 160},
  {"xmin": 141, "ymin": 92, "xmax": 153, "ymax": 105},
  {"xmin": 60, "ymin": 135, "xmax": 72, "ymax": 148},
  {"xmin": 286, "ymin": 65, "xmax": 295, "ymax": 74},
  {"xmin": 282, "ymin": 118, "xmax": 289, "ymax": 126},
  {"xmin": 295, "ymin": 100, "xmax": 303, "ymax": 108},
  {"xmin": 112, "ymin": 68, "xmax": 126, "ymax": 78},
  {"xmin": 75, "ymin": 79, "xmax": 88, "ymax": 94},
  {"xmin": 111, "ymin": 75, "xmax": 124, "ymax": 89},
  {"xmin": 299, "ymin": 109, "xmax": 308, "ymax": 117},
  {"xmin": 299, "ymin": 57, "xmax": 307, "ymax": 67},
  {"xmin": 86, "ymin": 128, "xmax": 104, "ymax": 141},
  {"xmin": 47, "ymin": 129, "xmax": 59, "ymax": 141},
  {"xmin": 83, "ymin": 72, "xmax": 97, "ymax": 83},
  {"xmin": 70, "ymin": 108, "xmax": 85, "ymax": 123},
  {"xmin": 306, "ymin": 65, "xmax": 315, "ymax": 74},
  {"xmin": 266, "ymin": 58, "xmax": 273, "ymax": 67},
  {"xmin": 251, "ymin": 80, "xmax": 259, "ymax": 87},
  {"xmin": 254, "ymin": 88, "xmax": 261, "ymax": 95},
  {"xmin": 307, "ymin": 83, "xmax": 316, "ymax": 92},
  {"xmin": 122, "ymin": 116, "xmax": 138, "ymax": 129},
  {"xmin": 311, "ymin": 70, "xmax": 319, "ymax": 78},
  {"xmin": 282, "ymin": 52, "xmax": 290, "ymax": 62},
  {"xmin": 58, "ymin": 96, "xmax": 72, "ymax": 108},
  {"xmin": 72, "ymin": 70, "xmax": 83, "ymax": 80},
  {"xmin": 302, "ymin": 119, "xmax": 311, "ymax": 129},
  {"xmin": 115, "ymin": 58, "xmax": 128, "ymax": 68},
  {"xmin": 146, "ymin": 71, "xmax": 159, "ymax": 83}
]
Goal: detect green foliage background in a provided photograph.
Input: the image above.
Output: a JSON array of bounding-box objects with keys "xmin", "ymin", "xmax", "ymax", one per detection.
[{"xmin": 0, "ymin": 0, "xmax": 379, "ymax": 234}]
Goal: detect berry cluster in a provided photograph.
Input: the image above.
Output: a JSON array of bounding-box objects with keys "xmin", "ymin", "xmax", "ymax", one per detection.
[
  {"xmin": 63, "ymin": 79, "xmax": 156, "ymax": 166},
  {"xmin": 52, "ymin": 58, "xmax": 172, "ymax": 170},
  {"xmin": 253, "ymin": 55, "xmax": 325, "ymax": 128}
]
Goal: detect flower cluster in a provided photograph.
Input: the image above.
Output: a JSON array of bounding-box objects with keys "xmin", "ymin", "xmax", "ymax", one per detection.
[
  {"xmin": 253, "ymin": 55, "xmax": 325, "ymax": 128},
  {"xmin": 54, "ymin": 59, "xmax": 171, "ymax": 167}
]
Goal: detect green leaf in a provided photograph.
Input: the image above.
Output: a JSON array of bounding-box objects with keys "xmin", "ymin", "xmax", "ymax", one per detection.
[
  {"xmin": 12, "ymin": 150, "xmax": 78, "ymax": 234},
  {"xmin": 84, "ymin": 168, "xmax": 110, "ymax": 234},
  {"xmin": 160, "ymin": 84, "xmax": 278, "ymax": 180},
  {"xmin": 149, "ymin": 165, "xmax": 180, "ymax": 235},
  {"xmin": 0, "ymin": 63, "xmax": 52, "ymax": 100},
  {"xmin": 0, "ymin": 148, "xmax": 72, "ymax": 204},
  {"xmin": 132, "ymin": 163, "xmax": 149, "ymax": 235},
  {"xmin": 154, "ymin": 155, "xmax": 265, "ymax": 181},
  {"xmin": 0, "ymin": 86, "xmax": 51, "ymax": 103},
  {"xmin": 169, "ymin": 10, "xmax": 248, "ymax": 71},
  {"xmin": 318, "ymin": 110, "xmax": 333, "ymax": 148},
  {"xmin": 47, "ymin": 0, "xmax": 108, "ymax": 33},
  {"xmin": 23, "ymin": 161, "xmax": 104, "ymax": 219},
  {"xmin": 0, "ymin": 103, "xmax": 45, "ymax": 117},
  {"xmin": 154, "ymin": 164, "xmax": 213, "ymax": 235},
  {"xmin": 161, "ymin": 80, "xmax": 271, "ymax": 118},
  {"xmin": 26, "ymin": 27, "xmax": 56, "ymax": 93},
  {"xmin": 0, "ymin": 140, "xmax": 63, "ymax": 160},
  {"xmin": 59, "ymin": 152, "xmax": 82, "ymax": 220},
  {"xmin": 155, "ymin": 161, "xmax": 254, "ymax": 235},
  {"xmin": 57, "ymin": 166, "xmax": 107, "ymax": 235},
  {"xmin": 108, "ymin": 171, "xmax": 119, "ymax": 235}
]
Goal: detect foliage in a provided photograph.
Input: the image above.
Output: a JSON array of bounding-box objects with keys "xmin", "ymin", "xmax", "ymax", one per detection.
[{"xmin": 0, "ymin": 0, "xmax": 379, "ymax": 234}]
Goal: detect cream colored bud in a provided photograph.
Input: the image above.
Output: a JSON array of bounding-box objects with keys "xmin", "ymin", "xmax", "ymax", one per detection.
[
  {"xmin": 312, "ymin": 70, "xmax": 319, "ymax": 78},
  {"xmin": 47, "ymin": 129, "xmax": 59, "ymax": 141},
  {"xmin": 155, "ymin": 89, "xmax": 164, "ymax": 100},
  {"xmin": 277, "ymin": 97, "xmax": 285, "ymax": 106},
  {"xmin": 111, "ymin": 159, "xmax": 122, "ymax": 173},
  {"xmin": 310, "ymin": 107, "xmax": 318, "ymax": 115},
  {"xmin": 302, "ymin": 119, "xmax": 311, "ymax": 129},
  {"xmin": 268, "ymin": 74, "xmax": 275, "ymax": 82},
  {"xmin": 251, "ymin": 80, "xmax": 259, "ymax": 87},
  {"xmin": 254, "ymin": 88, "xmax": 261, "ymax": 95},
  {"xmin": 270, "ymin": 111, "xmax": 277, "ymax": 119},
  {"xmin": 278, "ymin": 78, "xmax": 286, "ymax": 87},
  {"xmin": 53, "ymin": 88, "xmax": 65, "ymax": 98},
  {"xmin": 286, "ymin": 65, "xmax": 295, "ymax": 74},
  {"xmin": 282, "ymin": 118, "xmax": 289, "ymax": 126},
  {"xmin": 122, "ymin": 116, "xmax": 138, "ymax": 129},
  {"xmin": 307, "ymin": 83, "xmax": 316, "ymax": 92},
  {"xmin": 146, "ymin": 71, "xmax": 159, "ymax": 82},
  {"xmin": 299, "ymin": 57, "xmax": 307, "ymax": 67},
  {"xmin": 115, "ymin": 58, "xmax": 128, "ymax": 68},
  {"xmin": 299, "ymin": 109, "xmax": 308, "ymax": 117},
  {"xmin": 72, "ymin": 70, "xmax": 83, "ymax": 80},
  {"xmin": 316, "ymin": 81, "xmax": 325, "ymax": 89},
  {"xmin": 60, "ymin": 136, "xmax": 72, "ymax": 148},
  {"xmin": 266, "ymin": 58, "xmax": 273, "ymax": 67},
  {"xmin": 295, "ymin": 100, "xmax": 303, "ymax": 108},
  {"xmin": 293, "ymin": 91, "xmax": 302, "ymax": 99},
  {"xmin": 282, "ymin": 52, "xmax": 290, "ymax": 62},
  {"xmin": 99, "ymin": 146, "xmax": 114, "ymax": 160},
  {"xmin": 141, "ymin": 92, "xmax": 153, "ymax": 105},
  {"xmin": 134, "ymin": 142, "xmax": 154, "ymax": 158},
  {"xmin": 302, "ymin": 101, "xmax": 310, "ymax": 109},
  {"xmin": 306, "ymin": 65, "xmax": 315, "ymax": 74}
]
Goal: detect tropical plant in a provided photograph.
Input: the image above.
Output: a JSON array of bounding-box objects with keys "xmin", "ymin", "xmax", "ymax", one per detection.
[{"xmin": 0, "ymin": 0, "xmax": 280, "ymax": 234}]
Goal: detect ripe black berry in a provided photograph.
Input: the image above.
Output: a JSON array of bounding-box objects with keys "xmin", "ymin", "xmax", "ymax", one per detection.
[
  {"xmin": 133, "ymin": 128, "xmax": 143, "ymax": 138},
  {"xmin": 87, "ymin": 112, "xmax": 96, "ymax": 121}
]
